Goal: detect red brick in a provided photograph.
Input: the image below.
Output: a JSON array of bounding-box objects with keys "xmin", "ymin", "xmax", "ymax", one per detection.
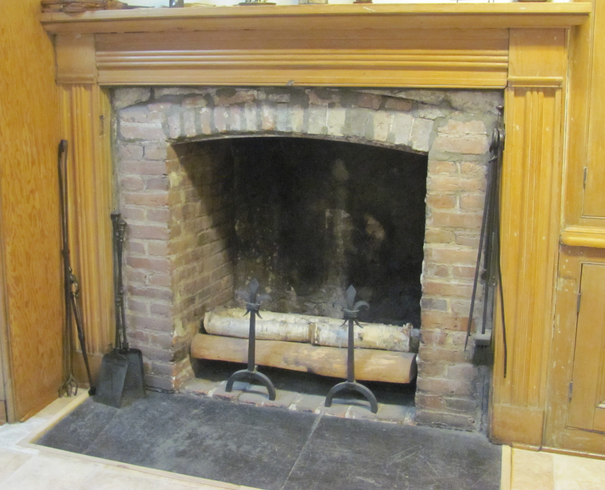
[
  {"xmin": 428, "ymin": 160, "xmax": 457, "ymax": 175},
  {"xmin": 145, "ymin": 176, "xmax": 170, "ymax": 191},
  {"xmin": 455, "ymin": 232, "xmax": 480, "ymax": 247},
  {"xmin": 418, "ymin": 347, "xmax": 468, "ymax": 364},
  {"xmin": 414, "ymin": 409, "xmax": 476, "ymax": 430},
  {"xmin": 121, "ymin": 206, "xmax": 146, "ymax": 222},
  {"xmin": 121, "ymin": 161, "xmax": 167, "ymax": 175},
  {"xmin": 415, "ymin": 393, "xmax": 446, "ymax": 411},
  {"xmin": 148, "ymin": 241, "xmax": 169, "ymax": 256},
  {"xmin": 355, "ymin": 93, "xmax": 382, "ymax": 110},
  {"xmin": 149, "ymin": 273, "xmax": 171, "ymax": 288},
  {"xmin": 128, "ymin": 285, "xmax": 173, "ymax": 302},
  {"xmin": 426, "ymin": 195, "xmax": 456, "ymax": 209},
  {"xmin": 424, "ymin": 229, "xmax": 456, "ymax": 244},
  {"xmin": 416, "ymin": 376, "xmax": 473, "ymax": 397},
  {"xmin": 459, "ymin": 193, "xmax": 484, "ymax": 211},
  {"xmin": 423, "ymin": 264, "xmax": 450, "ymax": 279},
  {"xmin": 427, "ymin": 175, "xmax": 486, "ymax": 193},
  {"xmin": 421, "ymin": 311, "xmax": 467, "ymax": 332},
  {"xmin": 425, "ymin": 246, "xmax": 477, "ymax": 266},
  {"xmin": 119, "ymin": 175, "xmax": 145, "ymax": 191},
  {"xmin": 460, "ymin": 161, "xmax": 486, "ymax": 177},
  {"xmin": 423, "ymin": 280, "xmax": 473, "ymax": 298},
  {"xmin": 418, "ymin": 330, "xmax": 447, "ymax": 346},
  {"xmin": 429, "ymin": 211, "xmax": 482, "ymax": 229},
  {"xmin": 123, "ymin": 191, "xmax": 169, "ymax": 207},
  {"xmin": 452, "ymin": 265, "xmax": 476, "ymax": 280},
  {"xmin": 384, "ymin": 97, "xmax": 413, "ymax": 112},
  {"xmin": 128, "ymin": 223, "xmax": 169, "ymax": 241},
  {"xmin": 447, "ymin": 363, "xmax": 477, "ymax": 380},
  {"xmin": 127, "ymin": 256, "xmax": 171, "ymax": 273}
]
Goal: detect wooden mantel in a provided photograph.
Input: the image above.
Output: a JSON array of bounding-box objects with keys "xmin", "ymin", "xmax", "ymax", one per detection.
[
  {"xmin": 42, "ymin": 5, "xmax": 590, "ymax": 448},
  {"xmin": 41, "ymin": 3, "xmax": 590, "ymax": 34}
]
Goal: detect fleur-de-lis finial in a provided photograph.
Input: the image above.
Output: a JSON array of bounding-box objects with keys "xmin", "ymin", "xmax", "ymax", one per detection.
[
  {"xmin": 237, "ymin": 278, "xmax": 271, "ymax": 316},
  {"xmin": 335, "ymin": 285, "xmax": 369, "ymax": 327}
]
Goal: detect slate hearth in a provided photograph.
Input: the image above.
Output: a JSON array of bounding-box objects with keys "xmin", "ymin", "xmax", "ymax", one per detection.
[{"xmin": 36, "ymin": 392, "xmax": 501, "ymax": 490}]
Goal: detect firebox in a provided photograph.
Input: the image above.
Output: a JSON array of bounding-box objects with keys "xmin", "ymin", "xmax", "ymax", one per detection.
[{"xmin": 114, "ymin": 86, "xmax": 501, "ymax": 430}]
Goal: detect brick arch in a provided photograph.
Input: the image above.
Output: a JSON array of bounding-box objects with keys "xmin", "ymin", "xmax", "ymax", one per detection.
[{"xmin": 117, "ymin": 87, "xmax": 433, "ymax": 155}]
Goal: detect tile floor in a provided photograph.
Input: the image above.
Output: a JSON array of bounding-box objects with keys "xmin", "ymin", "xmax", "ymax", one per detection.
[{"xmin": 1, "ymin": 394, "xmax": 605, "ymax": 489}]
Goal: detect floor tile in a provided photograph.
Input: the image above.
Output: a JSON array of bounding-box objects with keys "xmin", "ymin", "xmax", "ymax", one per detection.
[
  {"xmin": 511, "ymin": 449, "xmax": 554, "ymax": 490},
  {"xmin": 553, "ymin": 452, "xmax": 605, "ymax": 490},
  {"xmin": 0, "ymin": 453, "xmax": 99, "ymax": 490},
  {"xmin": 0, "ymin": 448, "xmax": 33, "ymax": 483},
  {"xmin": 283, "ymin": 416, "xmax": 500, "ymax": 490}
]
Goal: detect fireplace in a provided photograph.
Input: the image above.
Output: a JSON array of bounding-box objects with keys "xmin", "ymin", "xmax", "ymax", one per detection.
[
  {"xmin": 114, "ymin": 86, "xmax": 501, "ymax": 429},
  {"xmin": 43, "ymin": 3, "xmax": 586, "ymax": 443}
]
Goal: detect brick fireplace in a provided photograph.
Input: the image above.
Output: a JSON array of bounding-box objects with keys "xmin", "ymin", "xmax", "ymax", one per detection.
[
  {"xmin": 43, "ymin": 3, "xmax": 585, "ymax": 443},
  {"xmin": 114, "ymin": 85, "xmax": 502, "ymax": 430}
]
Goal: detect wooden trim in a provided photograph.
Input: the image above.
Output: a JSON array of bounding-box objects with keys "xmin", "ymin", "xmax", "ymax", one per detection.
[
  {"xmin": 0, "ymin": 191, "xmax": 15, "ymax": 424},
  {"xmin": 56, "ymin": 34, "xmax": 97, "ymax": 84},
  {"xmin": 60, "ymin": 85, "xmax": 114, "ymax": 371},
  {"xmin": 561, "ymin": 226, "xmax": 605, "ymax": 248},
  {"xmin": 93, "ymin": 29, "xmax": 509, "ymax": 88},
  {"xmin": 508, "ymin": 76, "xmax": 564, "ymax": 88},
  {"xmin": 489, "ymin": 29, "xmax": 567, "ymax": 447},
  {"xmin": 491, "ymin": 404, "xmax": 545, "ymax": 446},
  {"xmin": 40, "ymin": 4, "xmax": 591, "ymax": 35}
]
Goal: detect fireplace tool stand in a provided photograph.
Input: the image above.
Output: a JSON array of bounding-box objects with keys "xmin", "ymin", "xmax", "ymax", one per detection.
[
  {"xmin": 325, "ymin": 285, "xmax": 378, "ymax": 413},
  {"xmin": 226, "ymin": 279, "xmax": 276, "ymax": 400}
]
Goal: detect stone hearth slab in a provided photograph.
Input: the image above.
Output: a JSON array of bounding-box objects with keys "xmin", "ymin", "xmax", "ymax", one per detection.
[{"xmin": 35, "ymin": 392, "xmax": 500, "ymax": 490}]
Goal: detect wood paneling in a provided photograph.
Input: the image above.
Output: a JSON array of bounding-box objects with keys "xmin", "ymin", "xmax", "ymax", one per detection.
[
  {"xmin": 490, "ymin": 29, "xmax": 566, "ymax": 446},
  {"xmin": 0, "ymin": 1, "xmax": 63, "ymax": 420}
]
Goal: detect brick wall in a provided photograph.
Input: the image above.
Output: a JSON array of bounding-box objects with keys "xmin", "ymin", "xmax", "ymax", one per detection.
[{"xmin": 113, "ymin": 86, "xmax": 502, "ymax": 429}]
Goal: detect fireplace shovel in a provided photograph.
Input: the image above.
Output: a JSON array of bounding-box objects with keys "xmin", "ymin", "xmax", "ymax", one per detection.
[{"xmin": 95, "ymin": 212, "xmax": 146, "ymax": 407}]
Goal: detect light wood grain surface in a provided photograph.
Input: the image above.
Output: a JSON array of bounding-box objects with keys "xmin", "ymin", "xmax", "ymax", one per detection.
[{"xmin": 0, "ymin": 0, "xmax": 64, "ymax": 421}]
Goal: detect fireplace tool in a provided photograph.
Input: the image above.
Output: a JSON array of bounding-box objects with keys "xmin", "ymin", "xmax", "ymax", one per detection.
[
  {"xmin": 465, "ymin": 106, "xmax": 507, "ymax": 376},
  {"xmin": 325, "ymin": 285, "xmax": 378, "ymax": 413},
  {"xmin": 58, "ymin": 140, "xmax": 95, "ymax": 397},
  {"xmin": 225, "ymin": 278, "xmax": 276, "ymax": 400},
  {"xmin": 95, "ymin": 212, "xmax": 146, "ymax": 407}
]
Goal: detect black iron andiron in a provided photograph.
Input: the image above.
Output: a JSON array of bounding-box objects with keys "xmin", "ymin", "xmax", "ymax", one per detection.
[
  {"xmin": 226, "ymin": 279, "xmax": 276, "ymax": 400},
  {"xmin": 325, "ymin": 285, "xmax": 378, "ymax": 413}
]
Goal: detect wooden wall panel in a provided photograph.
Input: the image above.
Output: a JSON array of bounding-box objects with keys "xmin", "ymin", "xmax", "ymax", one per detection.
[{"xmin": 0, "ymin": 1, "xmax": 63, "ymax": 420}]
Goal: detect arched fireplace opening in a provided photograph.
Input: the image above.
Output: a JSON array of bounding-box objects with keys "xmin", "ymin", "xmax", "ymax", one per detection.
[{"xmin": 115, "ymin": 86, "xmax": 501, "ymax": 429}]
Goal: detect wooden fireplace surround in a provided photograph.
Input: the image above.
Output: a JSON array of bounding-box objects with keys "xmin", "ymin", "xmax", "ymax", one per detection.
[{"xmin": 42, "ymin": 3, "xmax": 590, "ymax": 447}]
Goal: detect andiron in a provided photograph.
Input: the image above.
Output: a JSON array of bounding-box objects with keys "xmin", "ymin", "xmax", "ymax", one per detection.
[
  {"xmin": 226, "ymin": 278, "xmax": 276, "ymax": 400},
  {"xmin": 325, "ymin": 285, "xmax": 378, "ymax": 413}
]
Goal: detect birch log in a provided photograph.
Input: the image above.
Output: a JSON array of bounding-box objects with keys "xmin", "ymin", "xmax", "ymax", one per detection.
[
  {"xmin": 203, "ymin": 307, "xmax": 411, "ymax": 352},
  {"xmin": 191, "ymin": 334, "xmax": 417, "ymax": 384}
]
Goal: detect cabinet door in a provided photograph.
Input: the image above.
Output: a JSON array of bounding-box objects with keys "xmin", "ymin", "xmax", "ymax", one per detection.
[{"xmin": 568, "ymin": 263, "xmax": 605, "ymax": 432}]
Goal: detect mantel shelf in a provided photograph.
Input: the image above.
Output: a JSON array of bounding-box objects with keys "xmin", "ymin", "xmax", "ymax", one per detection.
[{"xmin": 41, "ymin": 3, "xmax": 591, "ymax": 34}]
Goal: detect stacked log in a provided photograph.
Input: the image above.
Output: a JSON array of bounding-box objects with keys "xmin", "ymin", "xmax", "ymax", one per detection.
[
  {"xmin": 191, "ymin": 307, "xmax": 417, "ymax": 384},
  {"xmin": 203, "ymin": 307, "xmax": 412, "ymax": 352}
]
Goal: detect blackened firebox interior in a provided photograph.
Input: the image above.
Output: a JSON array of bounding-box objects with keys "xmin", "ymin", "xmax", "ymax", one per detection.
[{"xmin": 185, "ymin": 136, "xmax": 428, "ymax": 327}]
